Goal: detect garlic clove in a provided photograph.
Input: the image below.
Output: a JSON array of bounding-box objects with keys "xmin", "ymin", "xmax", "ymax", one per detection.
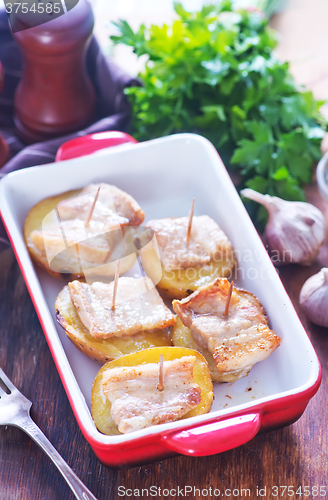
[
  {"xmin": 241, "ymin": 188, "xmax": 326, "ymax": 266},
  {"xmin": 299, "ymin": 268, "xmax": 328, "ymax": 328}
]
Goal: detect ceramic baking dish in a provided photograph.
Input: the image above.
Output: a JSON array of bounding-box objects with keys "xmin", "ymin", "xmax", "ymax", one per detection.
[{"xmin": 0, "ymin": 133, "xmax": 321, "ymax": 468}]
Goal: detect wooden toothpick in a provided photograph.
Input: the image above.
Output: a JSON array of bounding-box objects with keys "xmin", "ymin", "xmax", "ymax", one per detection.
[
  {"xmin": 134, "ymin": 236, "xmax": 141, "ymax": 252},
  {"xmin": 157, "ymin": 354, "xmax": 164, "ymax": 392},
  {"xmin": 85, "ymin": 187, "xmax": 100, "ymax": 228},
  {"xmin": 134, "ymin": 236, "xmax": 150, "ymax": 290},
  {"xmin": 75, "ymin": 243, "xmax": 83, "ymax": 275},
  {"xmin": 186, "ymin": 198, "xmax": 195, "ymax": 244},
  {"xmin": 134, "ymin": 236, "xmax": 144, "ymax": 276},
  {"xmin": 55, "ymin": 206, "xmax": 68, "ymax": 249},
  {"xmin": 223, "ymin": 281, "xmax": 233, "ymax": 317},
  {"xmin": 111, "ymin": 260, "xmax": 120, "ymax": 310}
]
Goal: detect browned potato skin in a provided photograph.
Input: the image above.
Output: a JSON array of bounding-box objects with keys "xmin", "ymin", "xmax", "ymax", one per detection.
[
  {"xmin": 156, "ymin": 258, "xmax": 237, "ymax": 299},
  {"xmin": 55, "ymin": 285, "xmax": 173, "ymax": 363},
  {"xmin": 91, "ymin": 346, "xmax": 214, "ymax": 435}
]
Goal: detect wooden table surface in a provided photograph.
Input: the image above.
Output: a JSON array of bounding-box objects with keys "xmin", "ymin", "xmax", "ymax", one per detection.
[{"xmin": 1, "ymin": 1, "xmax": 328, "ymax": 499}]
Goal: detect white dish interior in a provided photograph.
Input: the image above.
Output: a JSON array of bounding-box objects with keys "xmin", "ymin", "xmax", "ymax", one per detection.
[{"xmin": 0, "ymin": 134, "xmax": 319, "ymax": 444}]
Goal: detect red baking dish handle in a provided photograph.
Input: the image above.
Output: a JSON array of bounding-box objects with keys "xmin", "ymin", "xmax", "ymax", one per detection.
[
  {"xmin": 55, "ymin": 131, "xmax": 138, "ymax": 161},
  {"xmin": 161, "ymin": 413, "xmax": 261, "ymax": 457}
]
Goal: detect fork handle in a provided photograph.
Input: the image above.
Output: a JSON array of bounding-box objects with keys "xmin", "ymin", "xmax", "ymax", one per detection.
[{"xmin": 19, "ymin": 415, "xmax": 98, "ymax": 500}]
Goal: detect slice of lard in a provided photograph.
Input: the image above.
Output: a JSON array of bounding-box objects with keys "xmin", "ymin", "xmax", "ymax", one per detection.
[
  {"xmin": 146, "ymin": 215, "xmax": 234, "ymax": 271},
  {"xmin": 68, "ymin": 277, "xmax": 176, "ymax": 338},
  {"xmin": 173, "ymin": 278, "xmax": 281, "ymax": 381},
  {"xmin": 30, "ymin": 219, "xmax": 121, "ymax": 265},
  {"xmin": 101, "ymin": 356, "xmax": 201, "ymax": 433},
  {"xmin": 57, "ymin": 183, "xmax": 144, "ymax": 226}
]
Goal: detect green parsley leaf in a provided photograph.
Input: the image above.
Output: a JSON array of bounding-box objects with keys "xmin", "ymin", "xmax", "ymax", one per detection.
[{"xmin": 110, "ymin": 2, "xmax": 327, "ymax": 226}]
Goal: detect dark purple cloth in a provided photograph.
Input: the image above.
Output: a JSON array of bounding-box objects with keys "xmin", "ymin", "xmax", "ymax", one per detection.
[{"xmin": 0, "ymin": 8, "xmax": 139, "ymax": 252}]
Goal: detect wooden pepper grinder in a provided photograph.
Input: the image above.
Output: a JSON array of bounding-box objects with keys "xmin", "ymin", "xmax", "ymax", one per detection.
[{"xmin": 12, "ymin": 0, "xmax": 96, "ymax": 143}]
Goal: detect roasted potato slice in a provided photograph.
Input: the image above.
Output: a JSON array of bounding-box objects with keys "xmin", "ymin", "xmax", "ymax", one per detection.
[
  {"xmin": 24, "ymin": 186, "xmax": 143, "ymax": 280},
  {"xmin": 144, "ymin": 216, "xmax": 236, "ymax": 299},
  {"xmin": 55, "ymin": 286, "xmax": 173, "ymax": 363},
  {"xmin": 138, "ymin": 235, "xmax": 236, "ymax": 299},
  {"xmin": 25, "ymin": 190, "xmax": 80, "ymax": 280},
  {"xmin": 172, "ymin": 316, "xmax": 271, "ymax": 383},
  {"xmin": 156, "ymin": 258, "xmax": 236, "ymax": 299},
  {"xmin": 172, "ymin": 280, "xmax": 281, "ymax": 383},
  {"xmin": 91, "ymin": 346, "xmax": 213, "ymax": 435}
]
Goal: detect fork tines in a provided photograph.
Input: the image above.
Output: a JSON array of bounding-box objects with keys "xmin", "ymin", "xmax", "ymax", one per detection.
[{"xmin": 0, "ymin": 367, "xmax": 14, "ymax": 395}]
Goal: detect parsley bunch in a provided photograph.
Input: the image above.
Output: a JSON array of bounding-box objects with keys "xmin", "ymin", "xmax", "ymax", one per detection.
[{"xmin": 111, "ymin": 1, "xmax": 327, "ymax": 225}]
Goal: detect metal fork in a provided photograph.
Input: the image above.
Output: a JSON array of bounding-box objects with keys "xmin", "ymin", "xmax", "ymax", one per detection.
[{"xmin": 0, "ymin": 367, "xmax": 98, "ymax": 500}]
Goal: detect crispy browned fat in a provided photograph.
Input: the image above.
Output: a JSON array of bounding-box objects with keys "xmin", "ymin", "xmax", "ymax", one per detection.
[
  {"xmin": 91, "ymin": 346, "xmax": 214, "ymax": 435},
  {"xmin": 172, "ymin": 278, "xmax": 281, "ymax": 382}
]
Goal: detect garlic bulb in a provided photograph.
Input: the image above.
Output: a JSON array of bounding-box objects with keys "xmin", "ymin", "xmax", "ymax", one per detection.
[
  {"xmin": 299, "ymin": 268, "xmax": 328, "ymax": 327},
  {"xmin": 241, "ymin": 188, "xmax": 326, "ymax": 266}
]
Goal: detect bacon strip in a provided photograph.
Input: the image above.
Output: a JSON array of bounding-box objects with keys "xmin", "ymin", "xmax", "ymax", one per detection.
[
  {"xmin": 69, "ymin": 277, "xmax": 176, "ymax": 338},
  {"xmin": 102, "ymin": 356, "xmax": 201, "ymax": 433},
  {"xmin": 173, "ymin": 278, "xmax": 281, "ymax": 381},
  {"xmin": 146, "ymin": 215, "xmax": 234, "ymax": 271}
]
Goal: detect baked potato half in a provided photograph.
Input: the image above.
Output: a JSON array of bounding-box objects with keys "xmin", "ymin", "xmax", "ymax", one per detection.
[
  {"xmin": 55, "ymin": 285, "xmax": 173, "ymax": 363},
  {"xmin": 24, "ymin": 184, "xmax": 144, "ymax": 280},
  {"xmin": 145, "ymin": 215, "xmax": 236, "ymax": 299},
  {"xmin": 91, "ymin": 346, "xmax": 213, "ymax": 435},
  {"xmin": 24, "ymin": 190, "xmax": 80, "ymax": 280},
  {"xmin": 172, "ymin": 279, "xmax": 281, "ymax": 383}
]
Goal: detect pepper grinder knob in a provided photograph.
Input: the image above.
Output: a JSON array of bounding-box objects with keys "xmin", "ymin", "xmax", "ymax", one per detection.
[{"xmin": 12, "ymin": 0, "xmax": 96, "ymax": 143}]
